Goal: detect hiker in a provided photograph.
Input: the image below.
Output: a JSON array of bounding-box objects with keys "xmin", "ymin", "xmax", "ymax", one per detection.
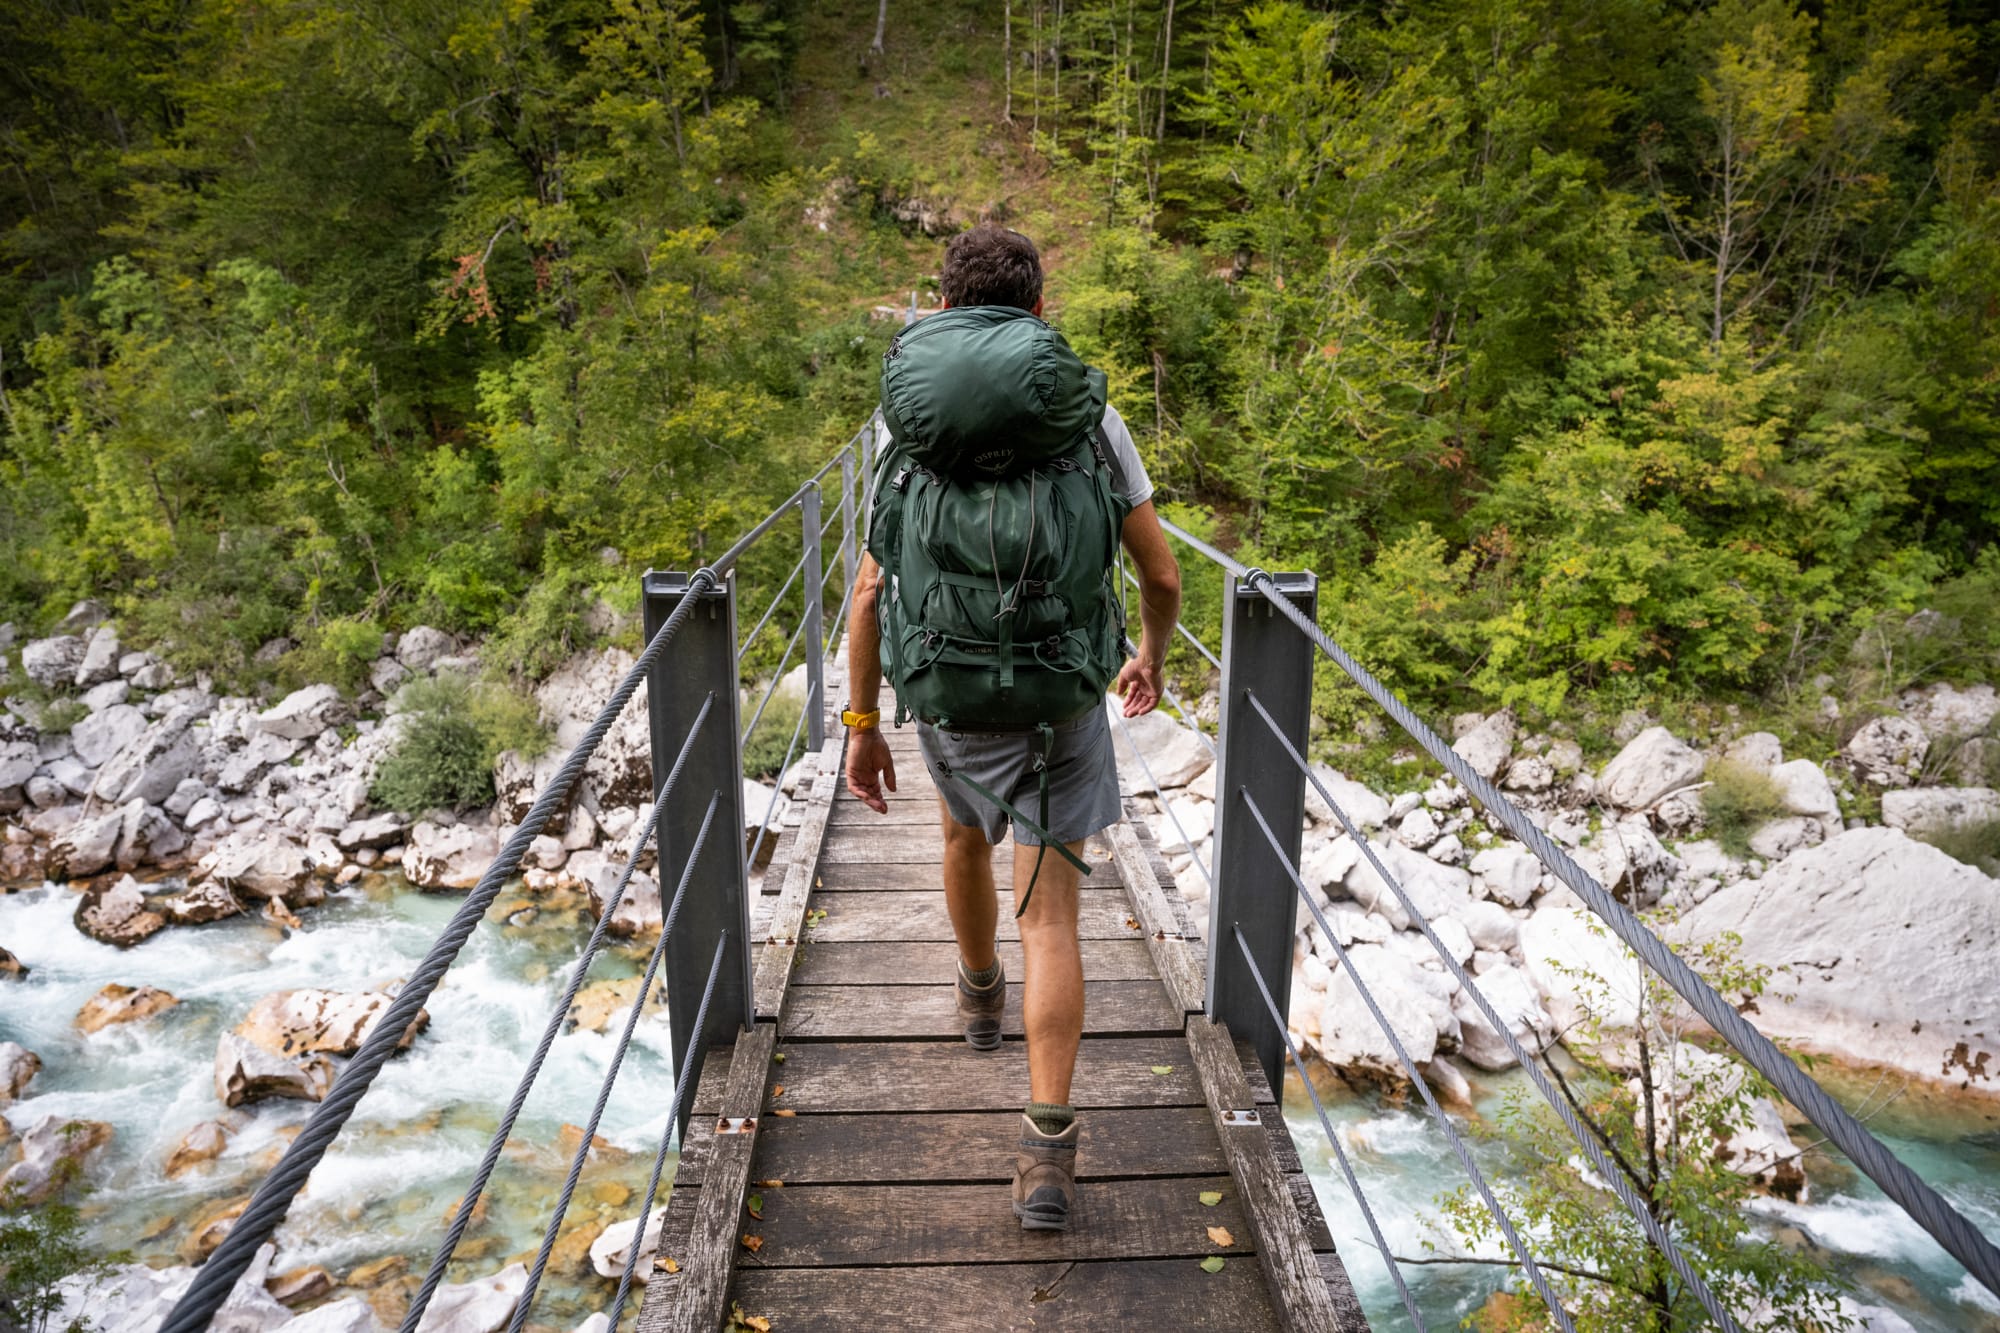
[{"xmin": 843, "ymin": 223, "xmax": 1182, "ymax": 1233}]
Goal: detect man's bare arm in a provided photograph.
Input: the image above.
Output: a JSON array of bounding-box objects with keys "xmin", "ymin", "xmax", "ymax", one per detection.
[
  {"xmin": 1115, "ymin": 501, "xmax": 1182, "ymax": 716},
  {"xmin": 843, "ymin": 553, "xmax": 897, "ymax": 812}
]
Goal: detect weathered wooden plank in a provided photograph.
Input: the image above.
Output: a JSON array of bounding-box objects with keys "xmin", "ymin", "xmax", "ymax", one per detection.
[
  {"xmin": 733, "ymin": 1175, "xmax": 1250, "ymax": 1267},
  {"xmin": 826, "ymin": 801, "xmax": 942, "ymax": 825},
  {"xmin": 814, "ymin": 859, "xmax": 1126, "ymax": 889},
  {"xmin": 1104, "ymin": 815, "xmax": 1205, "ymax": 1016},
  {"xmin": 1185, "ymin": 1018, "xmax": 1345, "ymax": 1333},
  {"xmin": 817, "ymin": 829, "xmax": 1116, "ymax": 862},
  {"xmin": 791, "ymin": 939, "xmax": 1160, "ymax": 985},
  {"xmin": 780, "ymin": 979, "xmax": 1180, "ymax": 1040},
  {"xmin": 634, "ymin": 1021, "xmax": 776, "ymax": 1333},
  {"xmin": 801, "ymin": 890, "xmax": 1143, "ymax": 942},
  {"xmin": 707, "ymin": 1107, "xmax": 1228, "ymax": 1185},
  {"xmin": 687, "ymin": 1043, "xmax": 736, "ymax": 1117},
  {"xmin": 1316, "ymin": 1252, "xmax": 1375, "ymax": 1331},
  {"xmin": 751, "ymin": 735, "xmax": 845, "ymax": 1021},
  {"xmin": 761, "ymin": 1037, "xmax": 1203, "ymax": 1112},
  {"xmin": 730, "ymin": 1258, "xmax": 1282, "ymax": 1332}
]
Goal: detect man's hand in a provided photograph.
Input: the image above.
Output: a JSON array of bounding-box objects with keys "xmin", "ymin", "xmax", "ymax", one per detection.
[
  {"xmin": 1114, "ymin": 656, "xmax": 1163, "ymax": 717},
  {"xmin": 845, "ymin": 728, "xmax": 898, "ymax": 813}
]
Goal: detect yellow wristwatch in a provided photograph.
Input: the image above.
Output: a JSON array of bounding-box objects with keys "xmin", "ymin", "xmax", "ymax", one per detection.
[{"xmin": 840, "ymin": 705, "xmax": 880, "ymax": 731}]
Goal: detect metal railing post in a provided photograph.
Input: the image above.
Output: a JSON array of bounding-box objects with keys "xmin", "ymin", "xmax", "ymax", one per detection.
[
  {"xmin": 839, "ymin": 448, "xmax": 858, "ymax": 622},
  {"xmin": 801, "ymin": 485, "xmax": 826, "ymax": 749},
  {"xmin": 1207, "ymin": 570, "xmax": 1318, "ymax": 1094},
  {"xmin": 643, "ymin": 570, "xmax": 754, "ymax": 1139}
]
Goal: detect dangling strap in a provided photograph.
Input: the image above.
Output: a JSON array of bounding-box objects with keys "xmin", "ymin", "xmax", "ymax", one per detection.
[{"xmin": 943, "ymin": 723, "xmax": 1087, "ymax": 919}]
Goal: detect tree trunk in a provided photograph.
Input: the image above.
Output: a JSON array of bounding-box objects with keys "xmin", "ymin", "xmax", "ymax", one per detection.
[
  {"xmin": 1003, "ymin": 0, "xmax": 1013, "ymax": 123},
  {"xmin": 1156, "ymin": 0, "xmax": 1174, "ymax": 140},
  {"xmin": 871, "ymin": 0, "xmax": 888, "ymax": 55}
]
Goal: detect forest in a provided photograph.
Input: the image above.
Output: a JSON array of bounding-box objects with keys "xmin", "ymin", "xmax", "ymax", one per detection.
[{"xmin": 3, "ymin": 0, "xmax": 1997, "ymax": 734}]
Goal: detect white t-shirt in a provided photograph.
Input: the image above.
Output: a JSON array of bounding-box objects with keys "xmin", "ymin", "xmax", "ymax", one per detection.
[{"xmin": 1098, "ymin": 403, "xmax": 1155, "ymax": 509}]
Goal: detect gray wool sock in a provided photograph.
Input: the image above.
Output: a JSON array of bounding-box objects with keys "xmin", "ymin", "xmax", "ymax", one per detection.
[{"xmin": 960, "ymin": 959, "xmax": 1001, "ymax": 989}]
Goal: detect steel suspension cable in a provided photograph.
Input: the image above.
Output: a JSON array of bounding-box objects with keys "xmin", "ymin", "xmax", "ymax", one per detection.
[
  {"xmin": 1241, "ymin": 690, "xmax": 1741, "ymax": 1331},
  {"xmin": 161, "ymin": 570, "xmax": 721, "ymax": 1333},
  {"xmin": 740, "ymin": 610, "xmax": 812, "ymax": 748},
  {"xmin": 745, "ymin": 683, "xmax": 813, "ymax": 877},
  {"xmin": 607, "ymin": 932, "xmax": 730, "ymax": 1325},
  {"xmin": 1119, "ymin": 632, "xmax": 1218, "ymax": 761},
  {"xmin": 1109, "ymin": 706, "xmax": 1214, "ymax": 894},
  {"xmin": 403, "ymin": 695, "xmax": 718, "ymax": 1322},
  {"xmin": 503, "ymin": 794, "xmax": 723, "ymax": 1332},
  {"xmin": 1158, "ymin": 517, "xmax": 1249, "ymax": 578},
  {"xmin": 1237, "ymin": 788, "xmax": 1576, "ymax": 1331},
  {"xmin": 738, "ymin": 551, "xmax": 809, "ymax": 657},
  {"xmin": 1122, "ymin": 565, "xmax": 1222, "ymax": 671},
  {"xmin": 1240, "ymin": 569, "xmax": 2000, "ymax": 1302},
  {"xmin": 1230, "ymin": 926, "xmax": 1427, "ymax": 1330}
]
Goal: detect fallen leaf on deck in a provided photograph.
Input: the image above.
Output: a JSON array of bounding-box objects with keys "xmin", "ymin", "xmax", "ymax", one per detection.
[
  {"xmin": 740, "ymin": 1233, "xmax": 764, "ymax": 1253},
  {"xmin": 771, "ymin": 1084, "xmax": 785, "ymax": 1097},
  {"xmin": 654, "ymin": 1256, "xmax": 680, "ymax": 1274},
  {"xmin": 772, "ymin": 1108, "xmax": 797, "ymax": 1117},
  {"xmin": 747, "ymin": 1193, "xmax": 764, "ymax": 1220},
  {"xmin": 1125, "ymin": 916, "xmax": 1139, "ymax": 929},
  {"xmin": 1199, "ymin": 1255, "xmax": 1226, "ymax": 1273},
  {"xmin": 1207, "ymin": 1225, "xmax": 1235, "ymax": 1247},
  {"xmin": 754, "ymin": 1179, "xmax": 785, "ymax": 1188},
  {"xmin": 773, "ymin": 1052, "xmax": 786, "ymax": 1063},
  {"xmin": 1198, "ymin": 1190, "xmax": 1223, "ymax": 1206},
  {"xmin": 1150, "ymin": 1064, "xmax": 1174, "ymax": 1075},
  {"xmin": 742, "ymin": 1318, "xmax": 771, "ymax": 1333}
]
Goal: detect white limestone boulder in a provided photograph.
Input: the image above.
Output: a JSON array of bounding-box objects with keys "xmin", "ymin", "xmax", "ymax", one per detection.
[
  {"xmin": 1108, "ymin": 697, "xmax": 1213, "ymax": 792},
  {"xmin": 71, "ymin": 702, "xmax": 148, "ymax": 767},
  {"xmin": 0, "ymin": 1041, "xmax": 40, "ymax": 1102},
  {"xmin": 590, "ymin": 1207, "xmax": 668, "ymax": 1280},
  {"xmin": 1304, "ymin": 766, "xmax": 1391, "ymax": 829},
  {"xmin": 0, "ymin": 1114, "xmax": 114, "ymax": 1204},
  {"xmin": 74, "ymin": 626, "xmax": 122, "ymax": 687},
  {"xmin": 213, "ymin": 1031, "xmax": 334, "ymax": 1108},
  {"xmin": 1451, "ymin": 899, "xmax": 1520, "ymax": 953},
  {"xmin": 412, "ymin": 1262, "xmax": 526, "ymax": 1333},
  {"xmin": 1844, "ymin": 715, "xmax": 1928, "ymax": 788},
  {"xmin": 405, "ymin": 821, "xmax": 500, "ymax": 891},
  {"xmin": 494, "ymin": 649, "xmax": 646, "ymax": 820},
  {"xmin": 20, "ymin": 635, "xmax": 87, "ymax": 689},
  {"xmin": 396, "ymin": 625, "xmax": 455, "ymax": 671},
  {"xmin": 1769, "ymin": 758, "xmax": 1840, "ymax": 821},
  {"xmin": 1596, "ymin": 726, "xmax": 1704, "ymax": 811},
  {"xmin": 1678, "ymin": 827, "xmax": 2000, "ymax": 1090},
  {"xmin": 50, "ymin": 806, "xmax": 127, "ymax": 880},
  {"xmin": 256, "ymin": 684, "xmax": 348, "ymax": 741},
  {"xmin": 72, "ymin": 875, "xmax": 166, "ymax": 948},
  {"xmin": 1315, "ymin": 943, "xmax": 1449, "ymax": 1077},
  {"xmin": 1469, "ymin": 844, "xmax": 1540, "ymax": 907},
  {"xmin": 236, "ymin": 988, "xmax": 427, "ymax": 1059},
  {"xmin": 589, "ymin": 865, "xmax": 662, "ymax": 938},
  {"xmin": 92, "ymin": 706, "xmax": 201, "ymax": 805},
  {"xmin": 206, "ymin": 831, "xmax": 315, "ymax": 901},
  {"xmin": 1576, "ymin": 815, "xmax": 1679, "ymax": 904},
  {"xmin": 1451, "ymin": 710, "xmax": 1515, "ymax": 782},
  {"xmin": 1452, "ymin": 963, "xmax": 1551, "ymax": 1071},
  {"xmin": 1343, "ymin": 840, "xmax": 1472, "ymax": 931},
  {"xmin": 1880, "ymin": 786, "xmax": 2000, "ymax": 839},
  {"xmin": 1518, "ymin": 907, "xmax": 1644, "ymax": 1034}
]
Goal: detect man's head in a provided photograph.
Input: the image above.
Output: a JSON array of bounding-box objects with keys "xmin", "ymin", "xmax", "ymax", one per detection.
[{"xmin": 939, "ymin": 223, "xmax": 1043, "ymax": 313}]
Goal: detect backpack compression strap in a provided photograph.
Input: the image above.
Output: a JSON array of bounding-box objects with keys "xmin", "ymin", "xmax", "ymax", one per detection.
[{"xmin": 938, "ymin": 722, "xmax": 1091, "ymax": 919}]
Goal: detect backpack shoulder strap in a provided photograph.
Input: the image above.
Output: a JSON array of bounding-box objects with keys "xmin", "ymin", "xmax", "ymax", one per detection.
[{"xmin": 1091, "ymin": 422, "xmax": 1129, "ymax": 502}]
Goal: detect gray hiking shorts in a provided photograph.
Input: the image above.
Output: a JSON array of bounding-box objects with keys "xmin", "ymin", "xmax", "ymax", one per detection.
[{"xmin": 916, "ymin": 706, "xmax": 1121, "ymax": 847}]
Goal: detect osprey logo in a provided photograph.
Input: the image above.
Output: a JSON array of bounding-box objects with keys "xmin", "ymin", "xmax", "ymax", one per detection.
[{"xmin": 972, "ymin": 447, "xmax": 1015, "ymax": 474}]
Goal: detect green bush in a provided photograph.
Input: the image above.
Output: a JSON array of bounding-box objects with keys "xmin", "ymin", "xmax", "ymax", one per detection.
[
  {"xmin": 741, "ymin": 686, "xmax": 806, "ymax": 782},
  {"xmin": 278, "ymin": 615, "xmax": 383, "ymax": 694},
  {"xmin": 370, "ymin": 674, "xmax": 550, "ymax": 813},
  {"xmin": 1701, "ymin": 760, "xmax": 1788, "ymax": 858},
  {"xmin": 1917, "ymin": 817, "xmax": 2000, "ymax": 877},
  {"xmin": 37, "ymin": 699, "xmax": 89, "ymax": 735},
  {"xmin": 0, "ymin": 1199, "xmax": 116, "ymax": 1333},
  {"xmin": 482, "ymin": 567, "xmax": 590, "ymax": 683}
]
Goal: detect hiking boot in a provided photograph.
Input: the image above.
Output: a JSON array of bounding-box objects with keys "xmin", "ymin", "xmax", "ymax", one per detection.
[
  {"xmin": 956, "ymin": 959, "xmax": 1006, "ymax": 1051},
  {"xmin": 1012, "ymin": 1113, "xmax": 1079, "ymax": 1231}
]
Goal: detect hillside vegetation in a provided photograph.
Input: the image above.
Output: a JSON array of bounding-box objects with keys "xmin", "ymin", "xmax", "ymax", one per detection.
[{"xmin": 3, "ymin": 0, "xmax": 1997, "ymax": 735}]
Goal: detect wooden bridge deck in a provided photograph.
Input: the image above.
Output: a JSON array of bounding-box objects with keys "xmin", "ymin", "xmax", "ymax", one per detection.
[{"xmin": 638, "ymin": 686, "xmax": 1368, "ymax": 1331}]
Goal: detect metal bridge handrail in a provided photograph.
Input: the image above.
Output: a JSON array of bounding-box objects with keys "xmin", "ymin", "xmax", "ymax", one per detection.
[
  {"xmin": 1159, "ymin": 515, "xmax": 1249, "ymax": 578},
  {"xmin": 162, "ymin": 569, "xmax": 724, "ymax": 1333},
  {"xmin": 1240, "ymin": 689, "xmax": 1741, "ymax": 1330},
  {"xmin": 1235, "ymin": 786, "xmax": 1577, "ymax": 1331},
  {"xmin": 1236, "ymin": 568, "xmax": 2000, "ymax": 1304}
]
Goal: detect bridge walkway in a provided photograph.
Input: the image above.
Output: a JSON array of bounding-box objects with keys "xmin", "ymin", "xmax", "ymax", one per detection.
[{"xmin": 638, "ymin": 682, "xmax": 1367, "ymax": 1331}]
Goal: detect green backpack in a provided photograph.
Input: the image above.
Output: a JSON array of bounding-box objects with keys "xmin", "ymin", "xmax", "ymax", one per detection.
[{"xmin": 867, "ymin": 305, "xmax": 1132, "ymax": 734}]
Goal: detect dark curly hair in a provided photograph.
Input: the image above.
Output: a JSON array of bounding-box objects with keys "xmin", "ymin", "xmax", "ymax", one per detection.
[{"xmin": 938, "ymin": 223, "xmax": 1043, "ymax": 311}]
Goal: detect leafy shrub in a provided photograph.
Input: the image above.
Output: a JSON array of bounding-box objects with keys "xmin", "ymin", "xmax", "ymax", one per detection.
[
  {"xmin": 741, "ymin": 686, "xmax": 806, "ymax": 781},
  {"xmin": 482, "ymin": 567, "xmax": 590, "ymax": 683},
  {"xmin": 36, "ymin": 699, "xmax": 89, "ymax": 735},
  {"xmin": 1701, "ymin": 760, "xmax": 1788, "ymax": 857},
  {"xmin": 278, "ymin": 616, "xmax": 383, "ymax": 694},
  {"xmin": 370, "ymin": 674, "xmax": 550, "ymax": 813},
  {"xmin": 1916, "ymin": 817, "xmax": 2000, "ymax": 877},
  {"xmin": 117, "ymin": 528, "xmax": 295, "ymax": 686},
  {"xmin": 0, "ymin": 1199, "xmax": 117, "ymax": 1333}
]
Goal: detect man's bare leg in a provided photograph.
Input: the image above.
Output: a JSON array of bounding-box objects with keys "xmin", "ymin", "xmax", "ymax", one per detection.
[
  {"xmin": 1013, "ymin": 838, "xmax": 1086, "ymax": 1105},
  {"xmin": 939, "ymin": 798, "xmax": 998, "ymax": 974}
]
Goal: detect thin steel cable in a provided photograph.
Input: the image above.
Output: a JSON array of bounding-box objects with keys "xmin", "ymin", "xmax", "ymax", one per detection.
[
  {"xmin": 1121, "ymin": 630, "xmax": 1220, "ymax": 763},
  {"xmin": 1109, "ymin": 705, "xmax": 1214, "ymax": 893},
  {"xmin": 163, "ymin": 571, "xmax": 721, "ymax": 1333},
  {"xmin": 1240, "ymin": 569, "xmax": 2000, "ymax": 1303},
  {"xmin": 607, "ymin": 933, "xmax": 730, "ymax": 1325},
  {"xmin": 1158, "ymin": 516, "xmax": 1249, "ymax": 577},
  {"xmin": 822, "ymin": 571, "xmax": 858, "ymax": 658},
  {"xmin": 1242, "ymin": 690, "xmax": 1741, "ymax": 1331},
  {"xmin": 739, "ymin": 551, "xmax": 808, "ymax": 656},
  {"xmin": 1237, "ymin": 788, "xmax": 1575, "ymax": 1331},
  {"xmin": 745, "ymin": 685, "xmax": 812, "ymax": 876},
  {"xmin": 402, "ymin": 695, "xmax": 718, "ymax": 1324},
  {"xmin": 1231, "ymin": 927, "xmax": 1427, "ymax": 1331},
  {"xmin": 1123, "ymin": 565, "xmax": 1222, "ymax": 670},
  {"xmin": 711, "ymin": 488, "xmax": 810, "ymax": 573},
  {"xmin": 505, "ymin": 795, "xmax": 723, "ymax": 1332},
  {"xmin": 740, "ymin": 610, "xmax": 811, "ymax": 748}
]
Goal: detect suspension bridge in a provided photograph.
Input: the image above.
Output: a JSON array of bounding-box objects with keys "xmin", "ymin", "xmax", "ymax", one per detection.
[{"xmin": 157, "ymin": 411, "xmax": 2000, "ymax": 1332}]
